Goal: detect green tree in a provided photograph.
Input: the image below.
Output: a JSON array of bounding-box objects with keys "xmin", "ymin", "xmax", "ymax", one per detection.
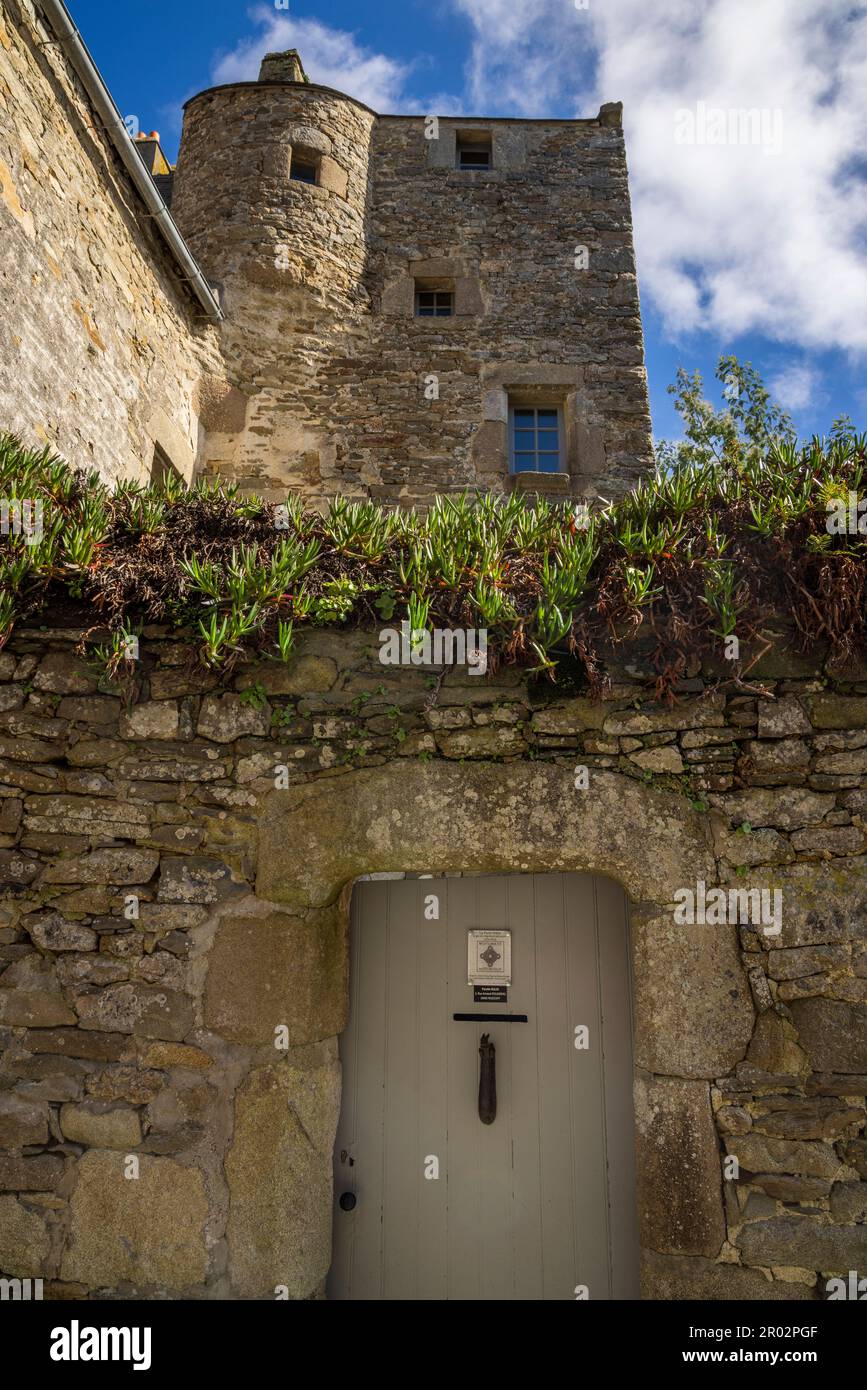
[{"xmin": 656, "ymin": 354, "xmax": 796, "ymax": 471}]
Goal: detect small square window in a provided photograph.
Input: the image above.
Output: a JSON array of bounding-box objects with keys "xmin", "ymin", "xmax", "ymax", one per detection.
[
  {"xmin": 290, "ymin": 157, "xmax": 319, "ymax": 185},
  {"xmin": 415, "ymin": 289, "xmax": 454, "ymax": 317},
  {"xmin": 508, "ymin": 405, "xmax": 564, "ymax": 473},
  {"xmin": 456, "ymin": 132, "xmax": 492, "ymax": 170}
]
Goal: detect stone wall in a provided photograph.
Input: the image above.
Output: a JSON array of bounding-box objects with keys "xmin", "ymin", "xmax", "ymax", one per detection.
[
  {"xmin": 0, "ymin": 0, "xmax": 221, "ymax": 483},
  {"xmin": 172, "ymin": 79, "xmax": 652, "ymax": 507},
  {"xmin": 1, "ymin": 622, "xmax": 866, "ymax": 1298}
]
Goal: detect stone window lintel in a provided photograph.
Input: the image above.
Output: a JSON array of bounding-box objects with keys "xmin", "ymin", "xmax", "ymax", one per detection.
[{"xmin": 146, "ymin": 405, "xmax": 197, "ymax": 486}]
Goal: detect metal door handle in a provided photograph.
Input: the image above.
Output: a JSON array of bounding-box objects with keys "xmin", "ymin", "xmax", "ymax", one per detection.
[{"xmin": 339, "ymin": 1192, "xmax": 356, "ymax": 1212}]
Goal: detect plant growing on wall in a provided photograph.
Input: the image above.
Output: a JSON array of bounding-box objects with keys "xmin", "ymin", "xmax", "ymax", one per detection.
[{"xmin": 1, "ymin": 371, "xmax": 866, "ymax": 691}]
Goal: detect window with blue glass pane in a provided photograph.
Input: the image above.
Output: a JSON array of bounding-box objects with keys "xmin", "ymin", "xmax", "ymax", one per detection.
[
  {"xmin": 510, "ymin": 406, "xmax": 562, "ymax": 472},
  {"xmin": 415, "ymin": 290, "xmax": 454, "ymax": 317}
]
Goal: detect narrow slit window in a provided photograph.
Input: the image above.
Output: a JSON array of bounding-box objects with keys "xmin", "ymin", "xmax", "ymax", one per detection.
[
  {"xmin": 510, "ymin": 406, "xmax": 563, "ymax": 473},
  {"xmin": 415, "ymin": 289, "xmax": 455, "ymax": 318},
  {"xmin": 456, "ymin": 132, "xmax": 492, "ymax": 170}
]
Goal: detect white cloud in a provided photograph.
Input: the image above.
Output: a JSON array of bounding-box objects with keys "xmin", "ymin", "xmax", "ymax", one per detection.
[
  {"xmin": 450, "ymin": 0, "xmax": 867, "ymax": 354},
  {"xmin": 768, "ymin": 362, "xmax": 822, "ymax": 413},
  {"xmin": 212, "ymin": 5, "xmax": 410, "ymax": 112}
]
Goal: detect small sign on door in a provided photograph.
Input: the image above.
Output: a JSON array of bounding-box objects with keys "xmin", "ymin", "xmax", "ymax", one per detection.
[
  {"xmin": 467, "ymin": 929, "xmax": 511, "ymax": 986},
  {"xmin": 473, "ymin": 984, "xmax": 508, "ymax": 1003}
]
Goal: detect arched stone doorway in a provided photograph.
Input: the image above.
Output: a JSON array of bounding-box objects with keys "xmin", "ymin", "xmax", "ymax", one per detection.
[{"xmin": 205, "ymin": 762, "xmax": 754, "ymax": 1297}]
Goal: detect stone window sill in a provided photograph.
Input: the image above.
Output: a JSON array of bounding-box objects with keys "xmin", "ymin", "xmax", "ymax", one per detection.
[{"xmin": 509, "ymin": 472, "xmax": 571, "ymax": 497}]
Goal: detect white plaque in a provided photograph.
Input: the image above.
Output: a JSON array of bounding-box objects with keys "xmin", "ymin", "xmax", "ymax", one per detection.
[{"xmin": 467, "ymin": 929, "xmax": 511, "ymax": 986}]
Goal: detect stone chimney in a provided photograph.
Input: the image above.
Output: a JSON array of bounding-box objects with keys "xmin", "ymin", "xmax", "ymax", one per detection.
[
  {"xmin": 258, "ymin": 50, "xmax": 309, "ymax": 84},
  {"xmin": 133, "ymin": 132, "xmax": 172, "ymax": 176}
]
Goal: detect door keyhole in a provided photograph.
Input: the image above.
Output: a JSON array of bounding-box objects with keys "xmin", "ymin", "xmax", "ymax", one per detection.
[{"xmin": 478, "ymin": 1032, "xmax": 496, "ymax": 1125}]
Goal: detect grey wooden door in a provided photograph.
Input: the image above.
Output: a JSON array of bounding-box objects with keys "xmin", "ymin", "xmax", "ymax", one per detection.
[{"xmin": 328, "ymin": 873, "xmax": 639, "ymax": 1300}]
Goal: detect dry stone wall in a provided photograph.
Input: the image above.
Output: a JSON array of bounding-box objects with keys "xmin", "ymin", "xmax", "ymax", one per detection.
[
  {"xmin": 0, "ymin": 0, "xmax": 221, "ymax": 484},
  {"xmin": 0, "ymin": 622, "xmax": 866, "ymax": 1299}
]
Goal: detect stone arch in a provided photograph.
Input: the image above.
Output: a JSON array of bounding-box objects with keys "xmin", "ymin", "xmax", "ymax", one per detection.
[
  {"xmin": 204, "ymin": 761, "xmax": 756, "ymax": 1297},
  {"xmin": 257, "ymin": 762, "xmax": 755, "ymax": 1079}
]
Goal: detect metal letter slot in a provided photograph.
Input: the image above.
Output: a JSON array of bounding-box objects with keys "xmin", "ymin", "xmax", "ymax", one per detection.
[{"xmin": 453, "ymin": 1013, "xmax": 528, "ymax": 1022}]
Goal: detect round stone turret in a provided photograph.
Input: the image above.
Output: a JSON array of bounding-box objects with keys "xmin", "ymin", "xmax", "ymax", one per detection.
[
  {"xmin": 172, "ymin": 55, "xmax": 374, "ymax": 309},
  {"xmin": 170, "ymin": 53, "xmax": 378, "ymax": 499}
]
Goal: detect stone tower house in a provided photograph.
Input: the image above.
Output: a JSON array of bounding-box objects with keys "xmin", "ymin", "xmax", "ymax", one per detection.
[{"xmin": 170, "ymin": 51, "xmax": 653, "ymax": 507}]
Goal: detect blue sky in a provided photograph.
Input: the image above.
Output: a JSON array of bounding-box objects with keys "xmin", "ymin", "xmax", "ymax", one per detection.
[{"xmin": 69, "ymin": 0, "xmax": 867, "ymax": 445}]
